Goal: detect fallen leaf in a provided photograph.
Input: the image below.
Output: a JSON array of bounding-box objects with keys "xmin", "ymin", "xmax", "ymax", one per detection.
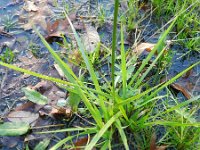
[
  {"xmin": 20, "ymin": 0, "xmax": 53, "ymax": 30},
  {"xmin": 82, "ymin": 26, "xmax": 100, "ymax": 53},
  {"xmin": 50, "ymin": 106, "xmax": 72, "ymax": 119},
  {"xmin": 72, "ymin": 136, "xmax": 90, "ymax": 150},
  {"xmin": 45, "ymin": 13, "xmax": 78, "ymax": 42},
  {"xmin": 162, "ymin": 69, "xmax": 199, "ymax": 99},
  {"xmin": 22, "ymin": 87, "xmax": 49, "ymax": 105},
  {"xmin": 170, "ymin": 83, "xmax": 191, "ymax": 99},
  {"xmin": 23, "ymin": 1, "xmax": 38, "ymax": 12},
  {"xmin": 0, "ymin": 122, "xmax": 30, "ymax": 136},
  {"xmin": 54, "ymin": 64, "xmax": 65, "ymax": 78},
  {"xmin": 133, "ymin": 42, "xmax": 156, "ymax": 56},
  {"xmin": 150, "ymin": 133, "xmax": 168, "ymax": 150},
  {"xmin": 7, "ymin": 110, "xmax": 39, "ymax": 124},
  {"xmin": 15, "ymin": 101, "xmax": 35, "ymax": 111}
]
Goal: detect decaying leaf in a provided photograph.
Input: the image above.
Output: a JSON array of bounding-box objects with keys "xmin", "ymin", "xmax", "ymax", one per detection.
[
  {"xmin": 0, "ymin": 122, "xmax": 30, "ymax": 136},
  {"xmin": 162, "ymin": 69, "xmax": 199, "ymax": 99},
  {"xmin": 20, "ymin": 0, "xmax": 53, "ymax": 30},
  {"xmin": 45, "ymin": 13, "xmax": 78, "ymax": 41},
  {"xmin": 7, "ymin": 110, "xmax": 39, "ymax": 124},
  {"xmin": 50, "ymin": 106, "xmax": 72, "ymax": 119},
  {"xmin": 170, "ymin": 83, "xmax": 191, "ymax": 99},
  {"xmin": 72, "ymin": 136, "xmax": 91, "ymax": 150},
  {"xmin": 54, "ymin": 64, "xmax": 65, "ymax": 78},
  {"xmin": 133, "ymin": 42, "xmax": 156, "ymax": 56},
  {"xmin": 150, "ymin": 133, "xmax": 168, "ymax": 150},
  {"xmin": 15, "ymin": 101, "xmax": 35, "ymax": 111},
  {"xmin": 82, "ymin": 26, "xmax": 100, "ymax": 53}
]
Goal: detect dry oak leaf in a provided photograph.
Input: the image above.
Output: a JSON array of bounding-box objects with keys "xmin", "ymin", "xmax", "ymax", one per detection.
[
  {"xmin": 45, "ymin": 13, "xmax": 77, "ymax": 41},
  {"xmin": 82, "ymin": 25, "xmax": 100, "ymax": 53}
]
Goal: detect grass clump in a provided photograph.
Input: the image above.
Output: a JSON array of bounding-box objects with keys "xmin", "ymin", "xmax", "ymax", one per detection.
[{"xmin": 0, "ymin": 1, "xmax": 200, "ymax": 149}]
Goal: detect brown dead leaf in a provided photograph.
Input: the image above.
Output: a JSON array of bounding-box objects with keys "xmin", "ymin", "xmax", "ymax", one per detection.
[
  {"xmin": 15, "ymin": 101, "xmax": 35, "ymax": 111},
  {"xmin": 50, "ymin": 106, "xmax": 72, "ymax": 119},
  {"xmin": 82, "ymin": 26, "xmax": 100, "ymax": 53},
  {"xmin": 133, "ymin": 42, "xmax": 156, "ymax": 56},
  {"xmin": 16, "ymin": 51, "xmax": 46, "ymax": 78},
  {"xmin": 72, "ymin": 136, "xmax": 91, "ymax": 150},
  {"xmin": 45, "ymin": 13, "xmax": 78, "ymax": 42},
  {"xmin": 170, "ymin": 83, "xmax": 191, "ymax": 99},
  {"xmin": 162, "ymin": 69, "xmax": 199, "ymax": 99},
  {"xmin": 150, "ymin": 134, "xmax": 167, "ymax": 150}
]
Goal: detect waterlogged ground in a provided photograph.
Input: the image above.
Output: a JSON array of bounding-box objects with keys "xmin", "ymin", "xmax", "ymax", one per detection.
[{"xmin": 0, "ymin": 0, "xmax": 199, "ymax": 149}]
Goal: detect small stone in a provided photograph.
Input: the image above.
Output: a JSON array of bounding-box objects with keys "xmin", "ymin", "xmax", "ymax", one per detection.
[{"xmin": 57, "ymin": 98, "xmax": 67, "ymax": 107}]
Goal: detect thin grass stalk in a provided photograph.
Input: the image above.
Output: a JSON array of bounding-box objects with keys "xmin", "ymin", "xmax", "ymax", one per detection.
[
  {"xmin": 120, "ymin": 23, "xmax": 127, "ymax": 98},
  {"xmin": 133, "ymin": 47, "xmax": 166, "ymax": 89},
  {"xmin": 111, "ymin": 0, "xmax": 119, "ymax": 94},
  {"xmin": 127, "ymin": 15, "xmax": 178, "ymax": 88},
  {"xmin": 148, "ymin": 60, "xmax": 200, "ymax": 99},
  {"xmin": 119, "ymin": 60, "xmax": 199, "ymax": 106},
  {"xmin": 85, "ymin": 112, "xmax": 121, "ymax": 150},
  {"xmin": 64, "ymin": 11, "xmax": 109, "ymax": 121},
  {"xmin": 0, "ymin": 61, "xmax": 112, "ymax": 99},
  {"xmin": 35, "ymin": 28, "xmax": 104, "ymax": 127}
]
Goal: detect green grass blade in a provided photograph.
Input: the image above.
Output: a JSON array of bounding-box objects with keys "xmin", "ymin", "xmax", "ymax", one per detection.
[
  {"xmin": 119, "ymin": 60, "xmax": 200, "ymax": 106},
  {"xmin": 116, "ymin": 82, "xmax": 164, "ymax": 106},
  {"xmin": 120, "ymin": 23, "xmax": 127, "ymax": 98},
  {"xmin": 133, "ymin": 48, "xmax": 165, "ymax": 89},
  {"xmin": 0, "ymin": 61, "xmax": 72, "ymax": 85},
  {"xmin": 145, "ymin": 121, "xmax": 200, "ymax": 127},
  {"xmin": 35, "ymin": 28, "xmax": 104, "ymax": 126},
  {"xmin": 148, "ymin": 60, "xmax": 200, "ymax": 99},
  {"xmin": 85, "ymin": 112, "xmax": 121, "ymax": 150},
  {"xmin": 128, "ymin": 15, "xmax": 178, "ymax": 88},
  {"xmin": 115, "ymin": 119, "xmax": 129, "ymax": 150},
  {"xmin": 64, "ymin": 12, "xmax": 108, "ymax": 121},
  {"xmin": 36, "ymin": 127, "xmax": 97, "ymax": 134},
  {"xmin": 50, "ymin": 130, "xmax": 96, "ymax": 150},
  {"xmin": 156, "ymin": 95, "xmax": 200, "ymax": 117},
  {"xmin": 64, "ymin": 13, "xmax": 100, "ymax": 93},
  {"xmin": 0, "ymin": 61, "xmax": 111, "ymax": 99},
  {"xmin": 34, "ymin": 27, "xmax": 78, "ymax": 83},
  {"xmin": 111, "ymin": 0, "xmax": 119, "ymax": 92}
]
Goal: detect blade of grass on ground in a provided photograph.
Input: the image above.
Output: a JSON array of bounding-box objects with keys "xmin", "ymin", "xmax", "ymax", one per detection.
[
  {"xmin": 115, "ymin": 119, "xmax": 129, "ymax": 150},
  {"xmin": 128, "ymin": 15, "xmax": 178, "ymax": 88},
  {"xmin": 85, "ymin": 112, "xmax": 121, "ymax": 150},
  {"xmin": 64, "ymin": 11, "xmax": 108, "ymax": 121},
  {"xmin": 120, "ymin": 23, "xmax": 127, "ymax": 98}
]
